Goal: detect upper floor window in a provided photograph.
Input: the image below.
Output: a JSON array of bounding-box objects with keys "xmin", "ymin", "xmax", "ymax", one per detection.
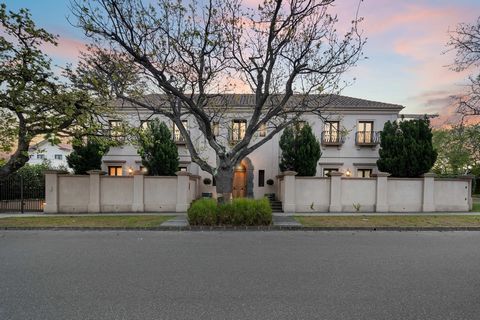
[
  {"xmin": 323, "ymin": 121, "xmax": 340, "ymax": 143},
  {"xmin": 212, "ymin": 122, "xmax": 220, "ymax": 137},
  {"xmin": 231, "ymin": 119, "xmax": 246, "ymax": 143},
  {"xmin": 140, "ymin": 120, "xmax": 152, "ymax": 130},
  {"xmin": 259, "ymin": 123, "xmax": 267, "ymax": 137},
  {"xmin": 36, "ymin": 154, "xmax": 45, "ymax": 160},
  {"xmin": 109, "ymin": 120, "xmax": 124, "ymax": 141},
  {"xmin": 357, "ymin": 121, "xmax": 374, "ymax": 144},
  {"xmin": 173, "ymin": 120, "xmax": 188, "ymax": 143},
  {"xmin": 296, "ymin": 121, "xmax": 306, "ymax": 130},
  {"xmin": 54, "ymin": 154, "xmax": 63, "ymax": 160}
]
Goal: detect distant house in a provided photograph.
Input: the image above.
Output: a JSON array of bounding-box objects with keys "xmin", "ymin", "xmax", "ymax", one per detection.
[{"xmin": 28, "ymin": 140, "xmax": 72, "ymax": 171}]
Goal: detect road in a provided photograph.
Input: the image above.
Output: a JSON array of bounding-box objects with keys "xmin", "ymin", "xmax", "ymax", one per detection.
[{"xmin": 1, "ymin": 231, "xmax": 480, "ymax": 319}]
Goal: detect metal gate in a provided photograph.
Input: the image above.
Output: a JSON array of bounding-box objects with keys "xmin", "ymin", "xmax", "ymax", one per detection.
[{"xmin": 0, "ymin": 174, "xmax": 45, "ymax": 213}]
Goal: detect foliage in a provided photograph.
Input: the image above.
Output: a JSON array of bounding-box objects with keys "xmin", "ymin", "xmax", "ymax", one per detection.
[
  {"xmin": 137, "ymin": 119, "xmax": 179, "ymax": 176},
  {"xmin": 279, "ymin": 123, "xmax": 321, "ymax": 176},
  {"xmin": 0, "ymin": 4, "xmax": 103, "ymax": 178},
  {"xmin": 377, "ymin": 118, "xmax": 437, "ymax": 177},
  {"xmin": 0, "ymin": 163, "xmax": 50, "ymax": 200},
  {"xmin": 447, "ymin": 16, "xmax": 480, "ymax": 116},
  {"xmin": 71, "ymin": 0, "xmax": 364, "ymax": 197},
  {"xmin": 67, "ymin": 139, "xmax": 109, "ymax": 175},
  {"xmin": 187, "ymin": 198, "xmax": 272, "ymax": 226}
]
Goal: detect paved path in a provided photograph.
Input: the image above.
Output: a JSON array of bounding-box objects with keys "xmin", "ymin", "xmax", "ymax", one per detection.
[{"xmin": 1, "ymin": 230, "xmax": 480, "ymax": 319}]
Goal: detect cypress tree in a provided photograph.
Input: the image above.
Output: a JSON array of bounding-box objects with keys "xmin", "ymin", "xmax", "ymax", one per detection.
[
  {"xmin": 377, "ymin": 118, "xmax": 437, "ymax": 177},
  {"xmin": 279, "ymin": 123, "xmax": 321, "ymax": 176},
  {"xmin": 137, "ymin": 119, "xmax": 179, "ymax": 176},
  {"xmin": 67, "ymin": 139, "xmax": 109, "ymax": 175}
]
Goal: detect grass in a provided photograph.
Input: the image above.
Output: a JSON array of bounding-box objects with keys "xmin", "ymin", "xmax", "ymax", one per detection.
[
  {"xmin": 473, "ymin": 203, "xmax": 480, "ymax": 212},
  {"xmin": 0, "ymin": 215, "xmax": 174, "ymax": 228},
  {"xmin": 295, "ymin": 215, "xmax": 480, "ymax": 228}
]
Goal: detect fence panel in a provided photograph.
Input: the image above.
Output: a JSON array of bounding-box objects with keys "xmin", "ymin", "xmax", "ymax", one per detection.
[{"xmin": 0, "ymin": 174, "xmax": 45, "ymax": 213}]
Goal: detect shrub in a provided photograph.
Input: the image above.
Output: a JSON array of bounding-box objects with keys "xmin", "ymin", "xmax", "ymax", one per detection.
[
  {"xmin": 188, "ymin": 197, "xmax": 273, "ymax": 226},
  {"xmin": 67, "ymin": 139, "xmax": 109, "ymax": 175},
  {"xmin": 187, "ymin": 198, "xmax": 217, "ymax": 226}
]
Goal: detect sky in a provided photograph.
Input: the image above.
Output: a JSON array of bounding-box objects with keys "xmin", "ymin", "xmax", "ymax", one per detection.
[{"xmin": 2, "ymin": 0, "xmax": 480, "ymax": 127}]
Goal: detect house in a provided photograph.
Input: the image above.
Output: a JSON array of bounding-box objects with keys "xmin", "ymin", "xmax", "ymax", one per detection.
[
  {"xmin": 28, "ymin": 140, "xmax": 72, "ymax": 170},
  {"xmin": 100, "ymin": 94, "xmax": 423, "ymax": 199}
]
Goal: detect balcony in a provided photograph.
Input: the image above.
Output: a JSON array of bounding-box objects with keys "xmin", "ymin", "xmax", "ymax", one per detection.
[
  {"xmin": 173, "ymin": 131, "xmax": 189, "ymax": 145},
  {"xmin": 355, "ymin": 131, "xmax": 381, "ymax": 146},
  {"xmin": 321, "ymin": 131, "xmax": 346, "ymax": 146}
]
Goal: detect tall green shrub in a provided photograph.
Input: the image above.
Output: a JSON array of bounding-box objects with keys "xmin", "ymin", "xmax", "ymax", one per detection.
[
  {"xmin": 279, "ymin": 123, "xmax": 321, "ymax": 176},
  {"xmin": 377, "ymin": 118, "xmax": 437, "ymax": 177},
  {"xmin": 67, "ymin": 139, "xmax": 109, "ymax": 175},
  {"xmin": 137, "ymin": 119, "xmax": 179, "ymax": 176}
]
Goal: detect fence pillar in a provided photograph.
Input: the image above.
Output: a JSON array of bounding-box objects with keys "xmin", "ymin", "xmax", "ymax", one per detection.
[
  {"xmin": 422, "ymin": 172, "xmax": 436, "ymax": 212},
  {"xmin": 374, "ymin": 172, "xmax": 390, "ymax": 212},
  {"xmin": 132, "ymin": 172, "xmax": 145, "ymax": 212},
  {"xmin": 329, "ymin": 171, "xmax": 343, "ymax": 212},
  {"xmin": 176, "ymin": 171, "xmax": 191, "ymax": 212},
  {"xmin": 44, "ymin": 170, "xmax": 60, "ymax": 213},
  {"xmin": 87, "ymin": 170, "xmax": 103, "ymax": 213},
  {"xmin": 282, "ymin": 171, "xmax": 297, "ymax": 213}
]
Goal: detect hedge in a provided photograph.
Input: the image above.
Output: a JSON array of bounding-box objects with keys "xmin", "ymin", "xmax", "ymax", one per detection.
[{"xmin": 188, "ymin": 198, "xmax": 272, "ymax": 226}]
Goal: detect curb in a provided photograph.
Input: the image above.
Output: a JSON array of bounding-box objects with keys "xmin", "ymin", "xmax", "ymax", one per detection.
[{"xmin": 3, "ymin": 226, "xmax": 480, "ymax": 231}]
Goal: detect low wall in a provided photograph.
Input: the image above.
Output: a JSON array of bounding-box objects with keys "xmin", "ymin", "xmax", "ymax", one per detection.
[
  {"xmin": 45, "ymin": 170, "xmax": 200, "ymax": 213},
  {"xmin": 280, "ymin": 171, "xmax": 473, "ymax": 213}
]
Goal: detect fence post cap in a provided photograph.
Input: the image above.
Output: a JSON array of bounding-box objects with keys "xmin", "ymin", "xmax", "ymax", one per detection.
[
  {"xmin": 86, "ymin": 170, "xmax": 105, "ymax": 175},
  {"xmin": 176, "ymin": 171, "xmax": 191, "ymax": 176},
  {"xmin": 372, "ymin": 172, "xmax": 391, "ymax": 177},
  {"xmin": 329, "ymin": 171, "xmax": 343, "ymax": 177},
  {"xmin": 421, "ymin": 172, "xmax": 436, "ymax": 178},
  {"xmin": 282, "ymin": 171, "xmax": 298, "ymax": 176},
  {"xmin": 44, "ymin": 169, "xmax": 68, "ymax": 174}
]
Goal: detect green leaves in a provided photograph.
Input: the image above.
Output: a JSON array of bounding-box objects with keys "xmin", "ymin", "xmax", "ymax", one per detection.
[
  {"xmin": 137, "ymin": 119, "xmax": 179, "ymax": 176},
  {"xmin": 67, "ymin": 139, "xmax": 110, "ymax": 175},
  {"xmin": 377, "ymin": 118, "xmax": 437, "ymax": 177},
  {"xmin": 279, "ymin": 123, "xmax": 321, "ymax": 176}
]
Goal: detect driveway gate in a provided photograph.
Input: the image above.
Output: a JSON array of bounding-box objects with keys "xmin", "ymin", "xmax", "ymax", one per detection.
[{"xmin": 0, "ymin": 174, "xmax": 45, "ymax": 213}]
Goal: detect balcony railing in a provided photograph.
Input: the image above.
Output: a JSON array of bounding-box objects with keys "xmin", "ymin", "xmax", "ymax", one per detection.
[
  {"xmin": 321, "ymin": 131, "xmax": 346, "ymax": 146},
  {"xmin": 355, "ymin": 131, "xmax": 381, "ymax": 146},
  {"xmin": 173, "ymin": 130, "xmax": 190, "ymax": 144}
]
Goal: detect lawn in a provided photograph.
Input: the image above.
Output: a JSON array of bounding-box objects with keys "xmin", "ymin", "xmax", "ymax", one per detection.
[
  {"xmin": 295, "ymin": 215, "xmax": 480, "ymax": 228},
  {"xmin": 473, "ymin": 203, "xmax": 480, "ymax": 212},
  {"xmin": 0, "ymin": 215, "xmax": 174, "ymax": 228}
]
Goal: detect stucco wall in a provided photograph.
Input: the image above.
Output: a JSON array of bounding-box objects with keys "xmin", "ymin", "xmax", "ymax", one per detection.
[
  {"xmin": 144, "ymin": 177, "xmax": 177, "ymax": 212},
  {"xmin": 100, "ymin": 177, "xmax": 134, "ymax": 212},
  {"xmin": 341, "ymin": 178, "xmax": 376, "ymax": 212},
  {"xmin": 295, "ymin": 178, "xmax": 330, "ymax": 212},
  {"xmin": 434, "ymin": 179, "xmax": 470, "ymax": 212},
  {"xmin": 58, "ymin": 175, "xmax": 90, "ymax": 212},
  {"xmin": 387, "ymin": 179, "xmax": 423, "ymax": 212}
]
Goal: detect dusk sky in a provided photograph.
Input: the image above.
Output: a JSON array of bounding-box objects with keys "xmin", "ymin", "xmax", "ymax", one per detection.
[{"xmin": 3, "ymin": 0, "xmax": 480, "ymax": 126}]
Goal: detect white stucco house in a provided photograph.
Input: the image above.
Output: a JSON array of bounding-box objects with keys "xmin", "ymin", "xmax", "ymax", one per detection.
[
  {"xmin": 99, "ymin": 94, "xmax": 428, "ymax": 198},
  {"xmin": 28, "ymin": 140, "xmax": 72, "ymax": 171}
]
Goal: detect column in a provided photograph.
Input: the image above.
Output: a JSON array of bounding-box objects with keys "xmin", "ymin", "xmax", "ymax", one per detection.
[
  {"xmin": 282, "ymin": 171, "xmax": 297, "ymax": 213},
  {"xmin": 87, "ymin": 170, "xmax": 103, "ymax": 213},
  {"xmin": 132, "ymin": 172, "xmax": 145, "ymax": 212},
  {"xmin": 329, "ymin": 171, "xmax": 343, "ymax": 212},
  {"xmin": 176, "ymin": 171, "xmax": 191, "ymax": 212},
  {"xmin": 44, "ymin": 170, "xmax": 60, "ymax": 213},
  {"xmin": 374, "ymin": 172, "xmax": 390, "ymax": 212},
  {"xmin": 422, "ymin": 172, "xmax": 435, "ymax": 212}
]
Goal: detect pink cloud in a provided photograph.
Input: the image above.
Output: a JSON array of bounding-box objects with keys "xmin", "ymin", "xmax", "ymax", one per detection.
[{"xmin": 41, "ymin": 36, "xmax": 87, "ymax": 61}]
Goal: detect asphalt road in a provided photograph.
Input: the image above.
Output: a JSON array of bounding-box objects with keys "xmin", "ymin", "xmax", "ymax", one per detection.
[{"xmin": 1, "ymin": 231, "xmax": 480, "ymax": 320}]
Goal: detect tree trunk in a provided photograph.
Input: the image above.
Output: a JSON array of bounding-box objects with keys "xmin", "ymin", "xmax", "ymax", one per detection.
[
  {"xmin": 0, "ymin": 137, "xmax": 31, "ymax": 179},
  {"xmin": 215, "ymin": 165, "xmax": 234, "ymax": 203}
]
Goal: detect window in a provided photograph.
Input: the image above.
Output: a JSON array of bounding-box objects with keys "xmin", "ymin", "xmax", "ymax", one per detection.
[
  {"xmin": 212, "ymin": 176, "xmax": 216, "ymax": 186},
  {"xmin": 231, "ymin": 119, "xmax": 246, "ymax": 142},
  {"xmin": 37, "ymin": 154, "xmax": 45, "ymax": 160},
  {"xmin": 357, "ymin": 169, "xmax": 372, "ymax": 178},
  {"xmin": 258, "ymin": 170, "xmax": 265, "ymax": 187},
  {"xmin": 357, "ymin": 121, "xmax": 374, "ymax": 143},
  {"xmin": 140, "ymin": 120, "xmax": 151, "ymax": 129},
  {"xmin": 173, "ymin": 120, "xmax": 188, "ymax": 142},
  {"xmin": 324, "ymin": 121, "xmax": 340, "ymax": 143},
  {"xmin": 54, "ymin": 154, "xmax": 63, "ymax": 160},
  {"xmin": 259, "ymin": 123, "xmax": 267, "ymax": 137},
  {"xmin": 179, "ymin": 167, "xmax": 187, "ymax": 172},
  {"xmin": 108, "ymin": 166, "xmax": 123, "ymax": 176},
  {"xmin": 296, "ymin": 121, "xmax": 306, "ymax": 131},
  {"xmin": 323, "ymin": 168, "xmax": 338, "ymax": 177},
  {"xmin": 212, "ymin": 122, "xmax": 220, "ymax": 137},
  {"xmin": 109, "ymin": 120, "xmax": 124, "ymax": 141}
]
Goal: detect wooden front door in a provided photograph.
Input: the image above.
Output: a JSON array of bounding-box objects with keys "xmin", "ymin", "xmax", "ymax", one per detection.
[{"xmin": 233, "ymin": 170, "xmax": 247, "ymax": 198}]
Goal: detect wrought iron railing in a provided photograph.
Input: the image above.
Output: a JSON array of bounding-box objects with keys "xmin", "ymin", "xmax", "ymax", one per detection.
[
  {"xmin": 321, "ymin": 131, "xmax": 346, "ymax": 146},
  {"xmin": 355, "ymin": 131, "xmax": 381, "ymax": 145}
]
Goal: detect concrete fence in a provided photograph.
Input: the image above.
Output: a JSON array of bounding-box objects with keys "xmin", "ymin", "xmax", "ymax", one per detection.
[
  {"xmin": 278, "ymin": 171, "xmax": 474, "ymax": 213},
  {"xmin": 44, "ymin": 170, "xmax": 201, "ymax": 213}
]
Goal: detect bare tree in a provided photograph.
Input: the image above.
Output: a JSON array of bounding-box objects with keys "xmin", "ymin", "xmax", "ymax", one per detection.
[
  {"xmin": 448, "ymin": 16, "xmax": 480, "ymax": 117},
  {"xmin": 71, "ymin": 0, "xmax": 364, "ymax": 200}
]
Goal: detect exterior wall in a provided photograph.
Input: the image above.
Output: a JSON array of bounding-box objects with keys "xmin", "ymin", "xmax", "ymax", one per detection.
[
  {"xmin": 45, "ymin": 171, "xmax": 200, "ymax": 213},
  {"xmin": 280, "ymin": 172, "xmax": 472, "ymax": 213},
  {"xmin": 102, "ymin": 106, "xmax": 401, "ymax": 199},
  {"xmin": 28, "ymin": 141, "xmax": 72, "ymax": 171}
]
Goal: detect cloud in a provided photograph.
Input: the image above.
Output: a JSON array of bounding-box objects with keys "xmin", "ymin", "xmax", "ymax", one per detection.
[{"xmin": 41, "ymin": 36, "xmax": 87, "ymax": 62}]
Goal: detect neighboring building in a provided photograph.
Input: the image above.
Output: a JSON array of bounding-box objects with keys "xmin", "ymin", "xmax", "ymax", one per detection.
[
  {"xmin": 28, "ymin": 140, "xmax": 72, "ymax": 170},
  {"xmin": 101, "ymin": 94, "xmax": 426, "ymax": 198}
]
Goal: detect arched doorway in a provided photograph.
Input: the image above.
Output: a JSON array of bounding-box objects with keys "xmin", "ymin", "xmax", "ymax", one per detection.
[
  {"xmin": 233, "ymin": 163, "xmax": 247, "ymax": 198},
  {"xmin": 232, "ymin": 158, "xmax": 254, "ymax": 198}
]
